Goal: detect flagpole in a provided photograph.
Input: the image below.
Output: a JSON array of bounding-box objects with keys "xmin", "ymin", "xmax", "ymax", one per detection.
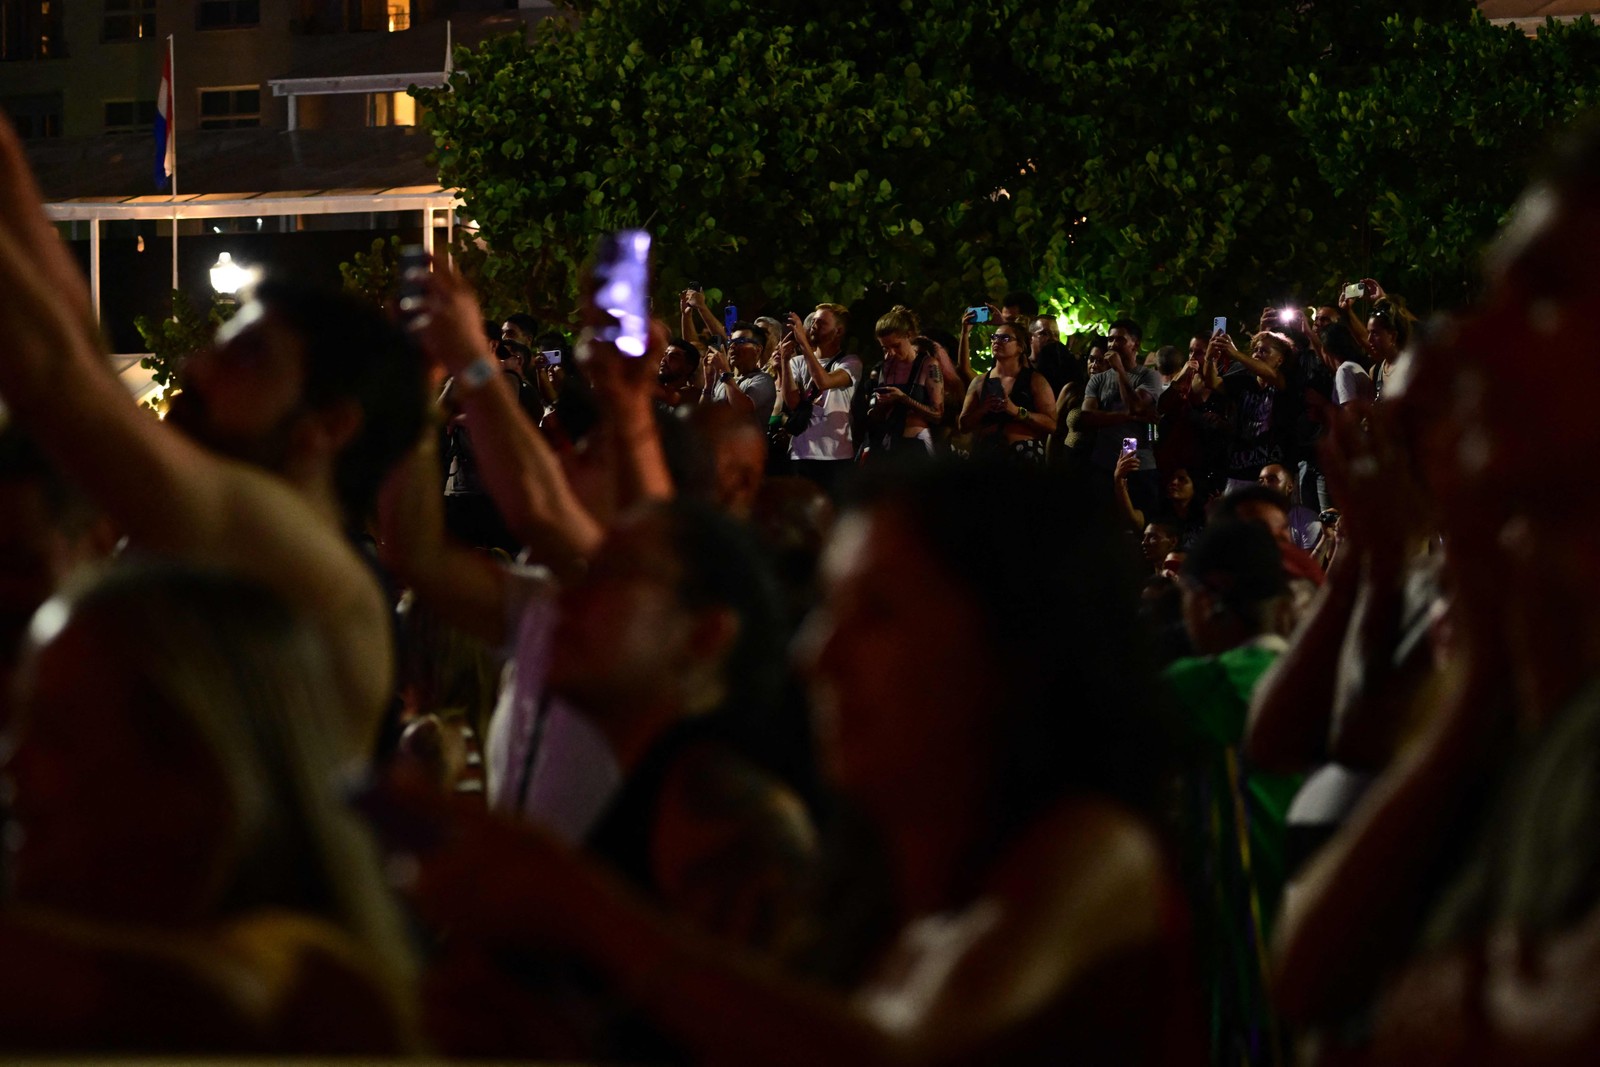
[{"xmin": 169, "ymin": 33, "xmax": 179, "ymax": 302}]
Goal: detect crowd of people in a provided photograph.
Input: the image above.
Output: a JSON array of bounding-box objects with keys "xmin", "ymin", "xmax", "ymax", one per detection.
[{"xmin": 3, "ymin": 102, "xmax": 1600, "ymax": 1065}]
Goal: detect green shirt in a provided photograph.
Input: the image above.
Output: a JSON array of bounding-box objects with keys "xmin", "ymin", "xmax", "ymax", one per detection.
[{"xmin": 1165, "ymin": 636, "xmax": 1303, "ymax": 1066}]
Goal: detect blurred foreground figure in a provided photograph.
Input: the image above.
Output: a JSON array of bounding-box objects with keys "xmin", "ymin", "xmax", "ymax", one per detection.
[
  {"xmin": 0, "ymin": 115, "xmax": 426, "ymax": 758},
  {"xmin": 378, "ymin": 267, "xmax": 820, "ymax": 1057},
  {"xmin": 390, "ymin": 461, "xmax": 1200, "ymax": 1066},
  {"xmin": 0, "ymin": 427, "xmax": 111, "ymax": 679},
  {"xmin": 0, "ymin": 566, "xmax": 416, "ymax": 1052},
  {"xmin": 1166, "ymin": 521, "xmax": 1301, "ymax": 1066},
  {"xmin": 1274, "ymin": 117, "xmax": 1600, "ymax": 1065}
]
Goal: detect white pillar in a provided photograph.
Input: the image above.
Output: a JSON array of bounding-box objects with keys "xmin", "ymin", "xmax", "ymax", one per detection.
[
  {"xmin": 443, "ymin": 201, "xmax": 454, "ymax": 267},
  {"xmin": 89, "ymin": 218, "xmax": 102, "ymax": 322},
  {"xmin": 421, "ymin": 206, "xmax": 434, "ymax": 260},
  {"xmin": 287, "ymin": 93, "xmax": 298, "ymax": 131}
]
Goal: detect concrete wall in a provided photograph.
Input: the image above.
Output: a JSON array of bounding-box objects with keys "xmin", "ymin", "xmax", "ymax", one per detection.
[
  {"xmin": 0, "ymin": 2, "xmax": 159, "ymax": 137},
  {"xmin": 167, "ymin": 0, "xmax": 292, "ymax": 131}
]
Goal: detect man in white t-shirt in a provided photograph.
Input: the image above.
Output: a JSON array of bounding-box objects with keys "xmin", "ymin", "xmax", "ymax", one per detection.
[{"xmin": 783, "ymin": 303, "xmax": 861, "ymax": 495}]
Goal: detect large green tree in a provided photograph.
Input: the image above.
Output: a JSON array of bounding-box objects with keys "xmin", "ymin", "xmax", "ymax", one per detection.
[
  {"xmin": 419, "ymin": 0, "xmax": 1033, "ymax": 326},
  {"xmin": 420, "ymin": 0, "xmax": 1600, "ymax": 344},
  {"xmin": 1288, "ymin": 13, "xmax": 1600, "ymax": 310}
]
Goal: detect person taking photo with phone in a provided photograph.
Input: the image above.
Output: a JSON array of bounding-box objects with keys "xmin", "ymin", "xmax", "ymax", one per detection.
[
  {"xmin": 701, "ymin": 321, "xmax": 776, "ymax": 428},
  {"xmin": 957, "ymin": 322, "xmax": 1057, "ymax": 464},
  {"xmin": 781, "ymin": 305, "xmax": 860, "ymax": 495},
  {"xmin": 1080, "ymin": 319, "xmax": 1161, "ymax": 515},
  {"xmin": 858, "ymin": 306, "xmax": 944, "ymax": 462}
]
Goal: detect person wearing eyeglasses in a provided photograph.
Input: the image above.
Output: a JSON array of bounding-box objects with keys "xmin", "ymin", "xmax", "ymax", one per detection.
[
  {"xmin": 701, "ymin": 321, "xmax": 777, "ymax": 427},
  {"xmin": 957, "ymin": 325, "xmax": 1056, "ymax": 463}
]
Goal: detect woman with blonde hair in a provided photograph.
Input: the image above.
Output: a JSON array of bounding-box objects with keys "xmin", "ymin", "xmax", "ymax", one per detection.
[
  {"xmin": 0, "ymin": 563, "xmax": 418, "ymax": 1053},
  {"xmin": 857, "ymin": 305, "xmax": 944, "ymax": 463}
]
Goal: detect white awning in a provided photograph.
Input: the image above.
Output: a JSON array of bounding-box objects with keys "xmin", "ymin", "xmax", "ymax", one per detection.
[
  {"xmin": 44, "ymin": 185, "xmax": 460, "ymax": 222},
  {"xmin": 44, "ymin": 186, "xmax": 462, "ymax": 325},
  {"xmin": 267, "ymin": 72, "xmax": 447, "ymax": 97}
]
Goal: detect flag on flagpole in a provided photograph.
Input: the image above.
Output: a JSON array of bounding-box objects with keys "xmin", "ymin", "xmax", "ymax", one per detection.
[{"xmin": 154, "ymin": 40, "xmax": 175, "ymax": 191}]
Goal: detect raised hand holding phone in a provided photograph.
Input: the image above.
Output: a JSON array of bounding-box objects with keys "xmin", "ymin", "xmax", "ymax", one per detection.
[{"xmin": 787, "ymin": 311, "xmax": 810, "ymax": 348}]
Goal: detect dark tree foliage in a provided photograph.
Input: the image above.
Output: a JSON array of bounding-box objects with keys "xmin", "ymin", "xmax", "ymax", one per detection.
[{"xmin": 417, "ymin": 0, "xmax": 1600, "ymax": 343}]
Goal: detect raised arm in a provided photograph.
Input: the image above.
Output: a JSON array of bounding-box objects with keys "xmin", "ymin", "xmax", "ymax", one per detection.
[
  {"xmin": 1159, "ymin": 360, "xmax": 1201, "ymax": 414},
  {"xmin": 529, "ymin": 352, "xmax": 561, "ymax": 408},
  {"xmin": 0, "ymin": 115, "xmax": 395, "ymax": 752},
  {"xmin": 1202, "ymin": 347, "xmax": 1223, "ymax": 393},
  {"xmin": 680, "ymin": 291, "xmax": 702, "ymax": 349},
  {"xmin": 1274, "ymin": 428, "xmax": 1508, "ymax": 1029},
  {"xmin": 788, "ymin": 313, "xmax": 851, "ymax": 393},
  {"xmin": 410, "ymin": 267, "xmax": 604, "ymax": 570},
  {"xmin": 954, "ymin": 309, "xmax": 979, "ymax": 386},
  {"xmin": 1337, "ymin": 279, "xmax": 1382, "ymax": 350},
  {"xmin": 375, "ymin": 432, "xmax": 511, "ymax": 647},
  {"xmin": 583, "ymin": 320, "xmax": 677, "ymax": 513},
  {"xmin": 1213, "ymin": 333, "xmax": 1287, "ymax": 391},
  {"xmin": 685, "ymin": 289, "xmax": 727, "ymax": 345},
  {"xmin": 1110, "ymin": 452, "xmax": 1146, "ymax": 530}
]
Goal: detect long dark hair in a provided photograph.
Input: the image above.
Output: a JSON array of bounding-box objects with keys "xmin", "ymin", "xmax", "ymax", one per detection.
[
  {"xmin": 847, "ymin": 459, "xmax": 1177, "ymax": 845},
  {"xmin": 796, "ymin": 460, "xmax": 1177, "ymax": 986}
]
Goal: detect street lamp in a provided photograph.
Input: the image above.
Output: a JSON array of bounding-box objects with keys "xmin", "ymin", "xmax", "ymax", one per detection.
[{"xmin": 209, "ymin": 252, "xmax": 256, "ymax": 298}]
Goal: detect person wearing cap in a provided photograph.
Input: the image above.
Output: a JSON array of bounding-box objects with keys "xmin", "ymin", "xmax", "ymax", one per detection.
[{"xmin": 1164, "ymin": 519, "xmax": 1303, "ymax": 1067}]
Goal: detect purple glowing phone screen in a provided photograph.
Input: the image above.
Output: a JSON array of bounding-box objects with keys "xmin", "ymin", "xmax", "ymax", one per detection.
[{"xmin": 592, "ymin": 229, "xmax": 652, "ymax": 358}]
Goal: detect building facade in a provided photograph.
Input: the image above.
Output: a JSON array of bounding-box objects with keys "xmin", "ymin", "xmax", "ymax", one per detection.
[{"xmin": 0, "ymin": 0, "xmax": 549, "ymax": 349}]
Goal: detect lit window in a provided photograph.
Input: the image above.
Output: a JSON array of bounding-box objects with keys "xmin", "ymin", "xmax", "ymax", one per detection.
[
  {"xmin": 0, "ymin": 0, "xmax": 67, "ymax": 60},
  {"xmin": 104, "ymin": 0, "xmax": 156, "ymax": 41},
  {"xmin": 367, "ymin": 91, "xmax": 416, "ymax": 127}
]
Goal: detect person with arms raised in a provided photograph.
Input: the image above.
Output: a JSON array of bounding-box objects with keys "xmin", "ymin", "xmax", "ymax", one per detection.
[{"xmin": 0, "ymin": 116, "xmax": 426, "ymax": 759}]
